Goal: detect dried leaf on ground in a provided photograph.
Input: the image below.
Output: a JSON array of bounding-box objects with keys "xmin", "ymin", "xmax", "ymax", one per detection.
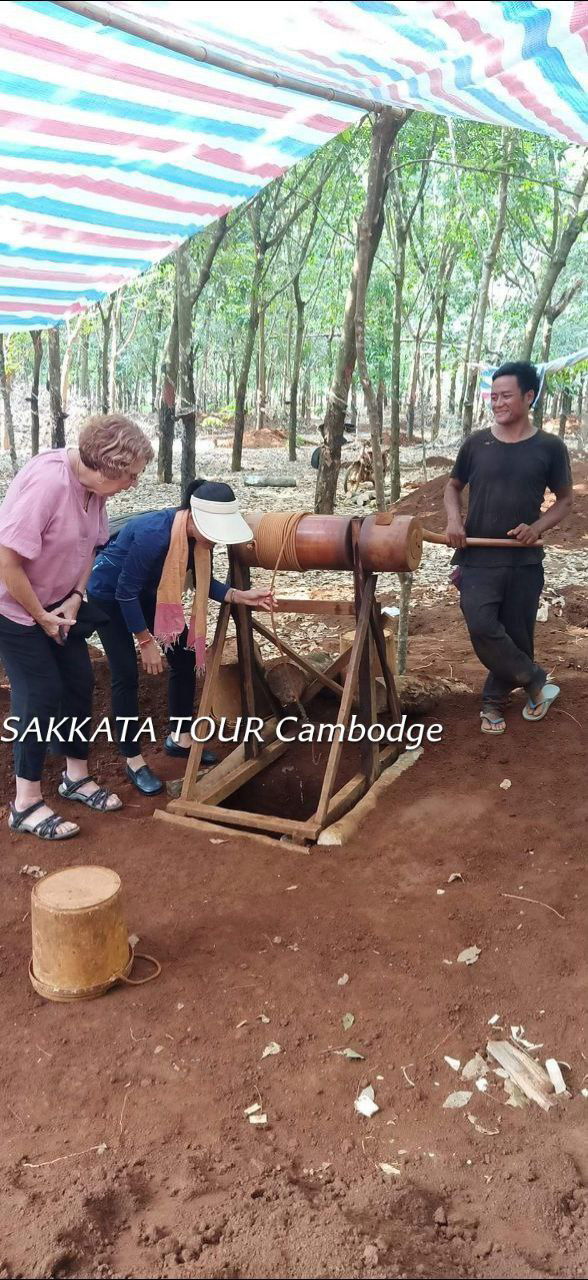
[
  {"xmin": 334, "ymin": 1048, "xmax": 365, "ymax": 1061},
  {"xmin": 261, "ymin": 1042, "xmax": 281, "ymax": 1059},
  {"xmin": 379, "ymin": 1162, "xmax": 401, "ymax": 1177},
  {"xmin": 462, "ymin": 1054, "xmax": 489, "ymax": 1081},
  {"xmin": 342, "ymin": 1013, "xmax": 355, "ymax": 1032},
  {"xmin": 500, "ymin": 779, "xmax": 512, "ymax": 790},
  {"xmin": 448, "ymin": 873, "xmax": 464, "ymax": 883},
  {"xmin": 338, "ymin": 973, "xmax": 350, "ymax": 986},
  {"xmin": 443, "ymin": 1091, "xmax": 472, "ymax": 1109},
  {"xmin": 444, "ymin": 1056, "xmax": 461, "ymax": 1071},
  {"xmin": 467, "ymin": 1114, "xmax": 499, "ymax": 1135},
  {"xmin": 457, "ymin": 945, "xmax": 481, "ymax": 965}
]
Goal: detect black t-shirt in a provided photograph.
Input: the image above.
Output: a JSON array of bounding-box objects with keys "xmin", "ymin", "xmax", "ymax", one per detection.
[{"xmin": 450, "ymin": 428, "xmax": 571, "ymax": 566}]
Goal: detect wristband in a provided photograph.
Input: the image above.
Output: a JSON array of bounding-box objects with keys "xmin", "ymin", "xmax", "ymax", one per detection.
[
  {"xmin": 72, "ymin": 589, "xmax": 84, "ymax": 601},
  {"xmin": 137, "ymin": 634, "xmax": 154, "ymax": 648}
]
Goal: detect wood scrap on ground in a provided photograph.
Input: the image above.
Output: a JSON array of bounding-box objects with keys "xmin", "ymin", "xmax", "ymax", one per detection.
[{"xmin": 486, "ymin": 1040, "xmax": 557, "ymax": 1111}]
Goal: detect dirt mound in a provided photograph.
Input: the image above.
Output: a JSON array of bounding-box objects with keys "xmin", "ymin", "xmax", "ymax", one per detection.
[
  {"xmin": 425, "ymin": 455, "xmax": 455, "ymax": 468},
  {"xmin": 243, "ymin": 427, "xmax": 287, "ymax": 448}
]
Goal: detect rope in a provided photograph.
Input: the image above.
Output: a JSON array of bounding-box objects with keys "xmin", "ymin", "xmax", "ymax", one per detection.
[{"xmin": 253, "ymin": 512, "xmax": 308, "ymax": 700}]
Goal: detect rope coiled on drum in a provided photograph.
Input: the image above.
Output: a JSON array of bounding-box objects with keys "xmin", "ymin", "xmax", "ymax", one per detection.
[{"xmin": 253, "ymin": 511, "xmax": 307, "ymax": 575}]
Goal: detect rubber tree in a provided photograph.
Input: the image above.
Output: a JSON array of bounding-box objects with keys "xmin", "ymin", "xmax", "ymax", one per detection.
[
  {"xmin": 47, "ymin": 326, "xmax": 66, "ymax": 448},
  {"xmin": 355, "ymin": 109, "xmax": 408, "ymax": 511},
  {"xmin": 97, "ymin": 296, "xmax": 115, "ymax": 414},
  {"xmin": 29, "ymin": 329, "xmax": 43, "ymax": 455},
  {"xmin": 520, "ymin": 157, "xmax": 588, "ymax": 361},
  {"xmin": 315, "ymin": 108, "xmax": 406, "ymax": 514},
  {"xmin": 232, "ymin": 152, "xmax": 335, "ymax": 472},
  {"xmin": 0, "ymin": 334, "xmax": 17, "ymax": 472},
  {"xmin": 533, "ymin": 279, "xmax": 582, "ymax": 427},
  {"xmin": 461, "ymin": 131, "xmax": 514, "ymax": 437}
]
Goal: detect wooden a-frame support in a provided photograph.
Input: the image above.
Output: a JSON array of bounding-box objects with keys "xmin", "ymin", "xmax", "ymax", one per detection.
[{"xmin": 156, "ymin": 520, "xmax": 402, "ymax": 849}]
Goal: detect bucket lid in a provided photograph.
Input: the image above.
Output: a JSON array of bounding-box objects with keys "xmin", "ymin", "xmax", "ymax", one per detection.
[{"xmin": 33, "ymin": 865, "xmax": 121, "ymax": 912}]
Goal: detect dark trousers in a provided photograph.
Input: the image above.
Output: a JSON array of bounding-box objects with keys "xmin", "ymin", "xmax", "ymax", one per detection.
[
  {"xmin": 88, "ymin": 592, "xmax": 196, "ymax": 756},
  {"xmin": 0, "ymin": 614, "xmax": 93, "ymax": 781},
  {"xmin": 459, "ymin": 563, "xmax": 547, "ymax": 706}
]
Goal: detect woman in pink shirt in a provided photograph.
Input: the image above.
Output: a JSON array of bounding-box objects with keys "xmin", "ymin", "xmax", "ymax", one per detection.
[{"xmin": 0, "ymin": 413, "xmax": 153, "ymax": 840}]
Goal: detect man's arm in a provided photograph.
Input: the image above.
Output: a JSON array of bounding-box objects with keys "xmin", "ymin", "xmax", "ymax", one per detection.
[
  {"xmin": 444, "ymin": 477, "xmax": 467, "ymax": 549},
  {"xmin": 508, "ymin": 485, "xmax": 573, "ymax": 545}
]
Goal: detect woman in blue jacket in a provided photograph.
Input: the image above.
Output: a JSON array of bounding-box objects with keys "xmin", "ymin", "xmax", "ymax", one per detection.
[{"xmin": 87, "ymin": 479, "xmax": 273, "ymax": 795}]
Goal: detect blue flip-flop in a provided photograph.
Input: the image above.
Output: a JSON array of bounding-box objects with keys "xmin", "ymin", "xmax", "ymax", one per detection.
[{"xmin": 522, "ymin": 683, "xmax": 560, "ymax": 722}]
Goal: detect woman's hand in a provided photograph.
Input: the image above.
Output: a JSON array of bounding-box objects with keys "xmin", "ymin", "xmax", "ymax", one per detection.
[
  {"xmin": 139, "ymin": 638, "xmax": 164, "ymax": 675},
  {"xmin": 39, "ymin": 610, "xmax": 75, "ymax": 642},
  {"xmin": 55, "ymin": 593, "xmax": 82, "ymax": 624},
  {"xmin": 232, "ymin": 587, "xmax": 277, "ymax": 612}
]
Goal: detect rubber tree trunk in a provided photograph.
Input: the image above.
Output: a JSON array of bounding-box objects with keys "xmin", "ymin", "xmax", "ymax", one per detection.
[
  {"xmin": 462, "ymin": 134, "xmax": 513, "ymax": 437},
  {"xmin": 255, "ymin": 306, "xmax": 266, "ymax": 430},
  {"xmin": 448, "ymin": 361, "xmax": 458, "ymax": 416},
  {"xmin": 289, "ymin": 274, "xmax": 305, "ymax": 462},
  {"xmin": 232, "ymin": 256, "xmax": 262, "ymax": 471},
  {"xmin": 0, "ymin": 335, "xmax": 17, "ymax": 472},
  {"xmin": 79, "ymin": 328, "xmax": 90, "ymax": 402},
  {"xmin": 177, "ymin": 240, "xmax": 196, "ymax": 495},
  {"xmin": 99, "ymin": 297, "xmax": 114, "ymax": 414},
  {"xmin": 158, "ymin": 297, "xmax": 178, "ymax": 483},
  {"xmin": 458, "ymin": 296, "xmax": 478, "ymax": 420},
  {"xmin": 29, "ymin": 329, "xmax": 43, "ymax": 456},
  {"xmin": 355, "ymin": 111, "xmax": 404, "ymax": 512},
  {"xmin": 406, "ymin": 339, "xmax": 421, "ymax": 440},
  {"xmin": 151, "ymin": 304, "xmax": 163, "ymax": 410},
  {"xmin": 61, "ymin": 315, "xmax": 83, "ymax": 411},
  {"xmin": 521, "ymin": 160, "xmax": 588, "ymax": 361},
  {"xmin": 389, "ymin": 233, "xmax": 407, "ymax": 501},
  {"xmin": 47, "ymin": 327, "xmax": 66, "ymax": 448},
  {"xmin": 559, "ymin": 388, "xmax": 572, "ymax": 439},
  {"xmin": 315, "ymin": 108, "xmax": 406, "ymax": 513},
  {"xmin": 432, "ymin": 293, "xmax": 449, "ymax": 440}
]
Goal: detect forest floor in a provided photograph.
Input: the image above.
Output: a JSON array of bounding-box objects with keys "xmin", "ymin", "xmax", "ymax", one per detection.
[{"xmin": 0, "ymin": 423, "xmax": 587, "ymax": 1279}]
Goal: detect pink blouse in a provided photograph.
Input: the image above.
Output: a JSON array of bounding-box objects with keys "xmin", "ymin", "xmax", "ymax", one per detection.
[{"xmin": 0, "ymin": 449, "xmax": 109, "ymax": 625}]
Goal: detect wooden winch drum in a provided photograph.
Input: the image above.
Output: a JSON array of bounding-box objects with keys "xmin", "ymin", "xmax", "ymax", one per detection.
[
  {"xmin": 29, "ymin": 866, "xmax": 132, "ymax": 1002},
  {"xmin": 237, "ymin": 511, "xmax": 422, "ymax": 574}
]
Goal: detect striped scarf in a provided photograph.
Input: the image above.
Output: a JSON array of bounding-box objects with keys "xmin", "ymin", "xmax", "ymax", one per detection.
[{"xmin": 153, "ymin": 509, "xmax": 210, "ymax": 673}]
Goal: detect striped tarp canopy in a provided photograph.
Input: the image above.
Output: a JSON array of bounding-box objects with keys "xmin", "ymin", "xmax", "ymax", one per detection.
[{"xmin": 0, "ymin": 1, "xmax": 586, "ymax": 331}]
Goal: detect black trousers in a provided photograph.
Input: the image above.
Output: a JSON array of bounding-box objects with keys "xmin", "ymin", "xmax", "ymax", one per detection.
[
  {"xmin": 459, "ymin": 563, "xmax": 547, "ymax": 706},
  {"xmin": 0, "ymin": 614, "xmax": 93, "ymax": 781},
  {"xmin": 88, "ymin": 592, "xmax": 196, "ymax": 756}
]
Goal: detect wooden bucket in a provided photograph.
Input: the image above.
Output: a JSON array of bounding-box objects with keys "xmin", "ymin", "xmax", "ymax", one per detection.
[{"xmin": 29, "ymin": 866, "xmax": 133, "ymax": 1002}]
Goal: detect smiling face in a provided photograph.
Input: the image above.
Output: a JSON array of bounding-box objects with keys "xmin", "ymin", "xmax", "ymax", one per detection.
[{"xmin": 490, "ymin": 374, "xmax": 534, "ymax": 427}]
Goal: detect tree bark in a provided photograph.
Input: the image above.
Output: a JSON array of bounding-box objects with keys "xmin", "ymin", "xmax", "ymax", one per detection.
[
  {"xmin": 462, "ymin": 133, "xmax": 513, "ymax": 437},
  {"xmin": 158, "ymin": 297, "xmax": 178, "ymax": 483},
  {"xmin": 521, "ymin": 159, "xmax": 588, "ymax": 361},
  {"xmin": 61, "ymin": 315, "xmax": 83, "ymax": 410},
  {"xmin": 98, "ymin": 297, "xmax": 114, "ymax": 414},
  {"xmin": 255, "ymin": 306, "xmax": 266, "ymax": 430},
  {"xmin": 47, "ymin": 327, "xmax": 66, "ymax": 448},
  {"xmin": 29, "ymin": 329, "xmax": 43, "ymax": 456},
  {"xmin": 289, "ymin": 274, "xmax": 305, "ymax": 462},
  {"xmin": 315, "ymin": 109, "xmax": 406, "ymax": 513},
  {"xmin": 233, "ymin": 251, "xmax": 262, "ymax": 471},
  {"xmin": 0, "ymin": 334, "xmax": 17, "ymax": 472},
  {"xmin": 355, "ymin": 111, "xmax": 403, "ymax": 512},
  {"xmin": 177, "ymin": 240, "xmax": 196, "ymax": 495},
  {"xmin": 458, "ymin": 295, "xmax": 478, "ymax": 419},
  {"xmin": 79, "ymin": 327, "xmax": 90, "ymax": 402},
  {"xmin": 448, "ymin": 361, "xmax": 458, "ymax": 416},
  {"xmin": 534, "ymin": 279, "xmax": 582, "ymax": 428},
  {"xmin": 406, "ymin": 339, "xmax": 421, "ymax": 440},
  {"xmin": 558, "ymin": 387, "xmax": 572, "ymax": 439}
]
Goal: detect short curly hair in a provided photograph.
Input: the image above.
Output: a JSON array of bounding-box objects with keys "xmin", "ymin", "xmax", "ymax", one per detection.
[{"xmin": 78, "ymin": 413, "xmax": 154, "ymax": 477}]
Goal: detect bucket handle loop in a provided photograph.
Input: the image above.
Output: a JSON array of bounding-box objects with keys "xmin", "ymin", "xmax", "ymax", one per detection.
[{"xmin": 120, "ymin": 950, "xmax": 162, "ymax": 986}]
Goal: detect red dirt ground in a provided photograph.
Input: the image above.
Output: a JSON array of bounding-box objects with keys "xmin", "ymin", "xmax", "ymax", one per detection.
[{"xmin": 0, "ymin": 463, "xmax": 587, "ymax": 1279}]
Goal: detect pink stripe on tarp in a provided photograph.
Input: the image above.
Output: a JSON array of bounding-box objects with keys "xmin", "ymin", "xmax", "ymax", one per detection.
[
  {"xmin": 0, "ymin": 263, "xmax": 128, "ymax": 284},
  {"xmin": 435, "ymin": 1, "xmax": 587, "ymax": 146},
  {"xmin": 570, "ymin": 3, "xmax": 588, "ymax": 49},
  {"xmin": 0, "ymin": 165, "xmax": 231, "ymax": 220},
  {"xmin": 0, "ymin": 108, "xmax": 180, "ymax": 155},
  {"xmin": 0, "ymin": 298, "xmax": 83, "ymax": 314},
  {"xmin": 194, "ymin": 143, "xmax": 283, "ymax": 180},
  {"xmin": 0, "ymin": 21, "xmax": 290, "ymax": 121},
  {"xmin": 15, "ymin": 220, "xmax": 171, "ymax": 251}
]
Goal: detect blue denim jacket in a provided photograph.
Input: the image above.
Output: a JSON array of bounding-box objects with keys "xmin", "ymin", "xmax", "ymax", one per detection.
[{"xmin": 88, "ymin": 507, "xmax": 229, "ymax": 633}]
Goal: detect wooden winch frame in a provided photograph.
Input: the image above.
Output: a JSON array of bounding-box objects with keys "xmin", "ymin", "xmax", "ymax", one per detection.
[{"xmin": 160, "ymin": 517, "xmax": 402, "ymax": 849}]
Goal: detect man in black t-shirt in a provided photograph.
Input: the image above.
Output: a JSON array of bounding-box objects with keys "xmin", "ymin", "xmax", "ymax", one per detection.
[{"xmin": 444, "ymin": 361, "xmax": 572, "ymax": 734}]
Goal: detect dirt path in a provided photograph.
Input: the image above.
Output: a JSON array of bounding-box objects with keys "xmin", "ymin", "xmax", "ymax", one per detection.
[{"xmin": 1, "ymin": 589, "xmax": 587, "ymax": 1279}]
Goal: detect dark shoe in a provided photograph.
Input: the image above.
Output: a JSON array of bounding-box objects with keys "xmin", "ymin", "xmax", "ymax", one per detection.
[
  {"xmin": 126, "ymin": 763, "xmax": 163, "ymax": 795},
  {"xmin": 163, "ymin": 735, "xmax": 218, "ymax": 766}
]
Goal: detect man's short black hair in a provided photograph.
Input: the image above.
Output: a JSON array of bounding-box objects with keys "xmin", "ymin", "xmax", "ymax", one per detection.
[{"xmin": 491, "ymin": 361, "xmax": 540, "ymax": 399}]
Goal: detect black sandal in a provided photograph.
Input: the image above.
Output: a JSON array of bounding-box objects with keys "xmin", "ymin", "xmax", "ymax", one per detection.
[
  {"xmin": 9, "ymin": 800, "xmax": 79, "ymax": 841},
  {"xmin": 58, "ymin": 772, "xmax": 123, "ymax": 812}
]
